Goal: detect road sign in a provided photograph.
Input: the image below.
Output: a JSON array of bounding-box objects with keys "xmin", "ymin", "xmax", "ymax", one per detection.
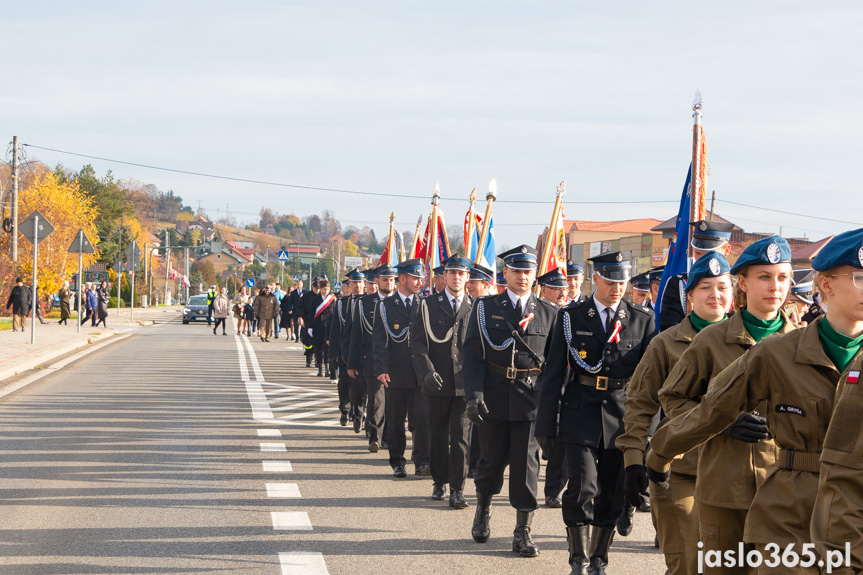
[
  {"xmin": 125, "ymin": 242, "xmax": 142, "ymax": 271},
  {"xmin": 67, "ymin": 230, "xmax": 95, "ymax": 254},
  {"xmin": 334, "ymin": 281, "xmax": 342, "ymax": 292},
  {"xmin": 278, "ymin": 250, "xmax": 290, "ymax": 261},
  {"xmin": 292, "ymin": 275, "xmax": 300, "ymax": 282},
  {"xmin": 19, "ymin": 210, "xmax": 55, "ymax": 245},
  {"xmin": 245, "ymin": 278, "xmax": 255, "ymax": 288}
]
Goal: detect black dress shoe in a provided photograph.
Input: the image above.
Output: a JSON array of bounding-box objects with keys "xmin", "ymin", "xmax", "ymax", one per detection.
[
  {"xmin": 368, "ymin": 441, "xmax": 379, "ymax": 453},
  {"xmin": 545, "ymin": 495, "xmax": 563, "ymax": 508},
  {"xmin": 353, "ymin": 418, "xmax": 362, "ymax": 433},
  {"xmin": 415, "ymin": 464, "xmax": 431, "ymax": 477},
  {"xmin": 616, "ymin": 504, "xmax": 635, "ymax": 537},
  {"xmin": 450, "ymin": 490, "xmax": 469, "ymax": 509},
  {"xmin": 380, "ymin": 440, "xmax": 388, "ymax": 449},
  {"xmin": 340, "ymin": 413, "xmax": 349, "ymax": 426},
  {"xmin": 393, "ymin": 465, "xmax": 407, "ymax": 478},
  {"xmin": 467, "ymin": 468, "xmax": 477, "ymax": 478},
  {"xmin": 431, "ymin": 483, "xmax": 445, "ymax": 500}
]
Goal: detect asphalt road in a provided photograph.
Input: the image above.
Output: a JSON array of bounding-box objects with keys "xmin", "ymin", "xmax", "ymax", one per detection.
[{"xmin": 0, "ymin": 318, "xmax": 667, "ymax": 574}]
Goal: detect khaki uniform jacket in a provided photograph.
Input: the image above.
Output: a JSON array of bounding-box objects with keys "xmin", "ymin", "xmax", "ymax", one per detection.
[
  {"xmin": 657, "ymin": 310, "xmax": 795, "ymax": 509},
  {"xmin": 812, "ymin": 352, "xmax": 863, "ymax": 570},
  {"xmin": 648, "ymin": 317, "xmax": 846, "ymax": 546},
  {"xmin": 616, "ymin": 314, "xmax": 698, "ymax": 474},
  {"xmin": 253, "ymin": 293, "xmax": 279, "ymax": 321}
]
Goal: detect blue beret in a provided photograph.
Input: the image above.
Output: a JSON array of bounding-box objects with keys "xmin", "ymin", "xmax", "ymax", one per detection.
[
  {"xmin": 538, "ymin": 269, "xmax": 567, "ymax": 288},
  {"xmin": 730, "ymin": 235, "xmax": 791, "ymax": 275},
  {"xmin": 498, "ymin": 245, "xmax": 538, "ymax": 270},
  {"xmin": 686, "ymin": 252, "xmax": 731, "ymax": 292},
  {"xmin": 812, "ymin": 228, "xmax": 863, "ymax": 271},
  {"xmin": 566, "ymin": 260, "xmax": 584, "ymax": 277},
  {"xmin": 397, "ymin": 258, "xmax": 427, "ymax": 278},
  {"xmin": 469, "ymin": 264, "xmax": 494, "ymax": 283}
]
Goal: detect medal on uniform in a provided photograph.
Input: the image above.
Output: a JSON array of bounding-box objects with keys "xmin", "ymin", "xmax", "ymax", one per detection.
[
  {"xmin": 587, "ymin": 308, "xmax": 596, "ymax": 318},
  {"xmin": 579, "ymin": 350, "xmax": 587, "ymax": 359},
  {"xmin": 394, "ymin": 324, "xmax": 399, "ymax": 330},
  {"xmin": 618, "ymin": 309, "xmax": 626, "ymax": 319}
]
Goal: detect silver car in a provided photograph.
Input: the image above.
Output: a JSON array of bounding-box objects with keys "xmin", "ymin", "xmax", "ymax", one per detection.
[{"xmin": 182, "ymin": 294, "xmax": 210, "ymax": 324}]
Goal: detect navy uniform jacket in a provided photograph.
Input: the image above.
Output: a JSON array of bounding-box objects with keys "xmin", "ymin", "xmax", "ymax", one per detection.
[
  {"xmin": 462, "ymin": 291, "xmax": 558, "ymax": 421},
  {"xmin": 373, "ymin": 294, "xmax": 419, "ymax": 389},
  {"xmin": 329, "ymin": 294, "xmax": 348, "ymax": 361},
  {"xmin": 659, "ymin": 273, "xmax": 686, "ymax": 331},
  {"xmin": 348, "ymin": 293, "xmax": 386, "ymax": 374},
  {"xmin": 410, "ymin": 292, "xmax": 473, "ymax": 397},
  {"xmin": 536, "ymin": 297, "xmax": 656, "ymax": 449}
]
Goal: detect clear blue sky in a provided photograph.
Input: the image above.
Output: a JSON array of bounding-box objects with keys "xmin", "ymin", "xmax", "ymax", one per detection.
[{"xmin": 4, "ymin": 1, "xmax": 862, "ymax": 246}]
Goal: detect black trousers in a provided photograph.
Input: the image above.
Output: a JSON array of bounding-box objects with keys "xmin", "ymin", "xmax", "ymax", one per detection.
[
  {"xmin": 207, "ymin": 304, "xmax": 214, "ymax": 326},
  {"xmin": 336, "ymin": 360, "xmax": 351, "ymax": 414},
  {"xmin": 314, "ymin": 342, "xmax": 329, "ymax": 370},
  {"xmin": 469, "ymin": 424, "xmax": 481, "ymax": 471},
  {"xmin": 214, "ymin": 318, "xmax": 227, "ymax": 332},
  {"xmin": 364, "ymin": 374, "xmax": 386, "ymax": 444},
  {"xmin": 426, "ymin": 394, "xmax": 471, "ymax": 491},
  {"xmin": 544, "ymin": 439, "xmax": 569, "ymax": 498},
  {"xmin": 562, "ymin": 442, "xmax": 625, "ymax": 529},
  {"xmin": 474, "ymin": 417, "xmax": 540, "ymax": 511},
  {"xmin": 386, "ymin": 387, "xmax": 429, "ymax": 469},
  {"xmin": 349, "ymin": 371, "xmax": 367, "ymax": 422}
]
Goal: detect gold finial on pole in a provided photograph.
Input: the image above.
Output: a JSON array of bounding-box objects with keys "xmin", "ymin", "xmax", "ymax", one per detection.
[{"xmin": 474, "ymin": 179, "xmax": 497, "ymax": 265}]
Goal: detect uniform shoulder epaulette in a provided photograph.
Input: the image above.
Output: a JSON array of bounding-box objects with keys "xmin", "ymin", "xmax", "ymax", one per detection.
[
  {"xmin": 563, "ymin": 298, "xmax": 586, "ymax": 310},
  {"xmin": 478, "ymin": 294, "xmax": 498, "ymax": 302},
  {"xmin": 536, "ymin": 298, "xmax": 559, "ymax": 312},
  {"xmin": 628, "ymin": 301, "xmax": 653, "ymax": 315}
]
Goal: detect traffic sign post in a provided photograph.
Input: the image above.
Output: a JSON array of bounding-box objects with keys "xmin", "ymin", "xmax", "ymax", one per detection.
[
  {"xmin": 293, "ymin": 275, "xmax": 300, "ymax": 283},
  {"xmin": 20, "ymin": 210, "xmax": 55, "ymax": 345},
  {"xmin": 245, "ymin": 278, "xmax": 255, "ymax": 289},
  {"xmin": 278, "ymin": 250, "xmax": 290, "ymax": 261},
  {"xmin": 67, "ymin": 230, "xmax": 95, "ymax": 334},
  {"xmin": 126, "ymin": 242, "xmax": 141, "ymax": 321},
  {"xmin": 278, "ymin": 251, "xmax": 289, "ymax": 285}
]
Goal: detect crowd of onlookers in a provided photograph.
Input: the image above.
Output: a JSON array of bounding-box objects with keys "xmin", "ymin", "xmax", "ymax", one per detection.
[{"xmin": 4, "ymin": 277, "xmax": 112, "ymax": 330}]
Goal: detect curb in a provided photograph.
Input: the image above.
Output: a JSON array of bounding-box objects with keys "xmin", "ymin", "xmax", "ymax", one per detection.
[{"xmin": 0, "ymin": 330, "xmax": 120, "ymax": 383}]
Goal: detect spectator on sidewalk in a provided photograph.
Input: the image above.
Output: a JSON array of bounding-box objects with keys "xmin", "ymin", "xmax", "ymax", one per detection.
[
  {"xmin": 213, "ymin": 287, "xmax": 230, "ymax": 336},
  {"xmin": 86, "ymin": 284, "xmax": 99, "ymax": 326},
  {"xmin": 5, "ymin": 277, "xmax": 31, "ymax": 332},
  {"xmin": 32, "ymin": 285, "xmax": 47, "ymax": 325},
  {"xmin": 95, "ymin": 280, "xmax": 110, "ymax": 328},
  {"xmin": 58, "ymin": 281, "xmax": 72, "ymax": 325}
]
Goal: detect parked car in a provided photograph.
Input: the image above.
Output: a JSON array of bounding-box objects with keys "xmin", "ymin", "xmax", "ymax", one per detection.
[{"xmin": 182, "ymin": 294, "xmax": 210, "ymax": 324}]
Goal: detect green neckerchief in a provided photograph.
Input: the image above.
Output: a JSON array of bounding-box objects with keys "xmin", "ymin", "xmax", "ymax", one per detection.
[
  {"xmin": 689, "ymin": 311, "xmax": 725, "ymax": 333},
  {"xmin": 818, "ymin": 318, "xmax": 863, "ymax": 373},
  {"xmin": 740, "ymin": 307, "xmax": 785, "ymax": 343}
]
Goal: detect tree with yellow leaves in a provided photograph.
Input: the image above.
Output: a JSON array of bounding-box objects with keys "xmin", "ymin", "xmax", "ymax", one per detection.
[{"xmin": 0, "ymin": 167, "xmax": 100, "ymax": 295}]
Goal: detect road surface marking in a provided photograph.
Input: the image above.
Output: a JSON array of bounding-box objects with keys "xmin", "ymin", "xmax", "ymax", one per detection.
[
  {"xmin": 277, "ymin": 407, "xmax": 340, "ymax": 421},
  {"xmin": 263, "ymin": 460, "xmax": 293, "ymax": 472},
  {"xmin": 278, "ymin": 552, "xmax": 329, "ymax": 575},
  {"xmin": 271, "ymin": 511, "xmax": 313, "ymax": 531},
  {"xmin": 234, "ymin": 333, "xmax": 250, "ymax": 382},
  {"xmin": 260, "ymin": 442, "xmax": 287, "ymax": 452},
  {"xmin": 258, "ymin": 429, "xmax": 282, "ymax": 437},
  {"xmin": 266, "ymin": 483, "xmax": 301, "ymax": 498}
]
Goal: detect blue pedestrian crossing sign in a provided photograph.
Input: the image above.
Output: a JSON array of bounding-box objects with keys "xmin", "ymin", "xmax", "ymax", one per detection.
[
  {"xmin": 245, "ymin": 278, "xmax": 255, "ymax": 288},
  {"xmin": 292, "ymin": 275, "xmax": 300, "ymax": 282},
  {"xmin": 278, "ymin": 250, "xmax": 290, "ymax": 261},
  {"xmin": 334, "ymin": 281, "xmax": 342, "ymax": 291}
]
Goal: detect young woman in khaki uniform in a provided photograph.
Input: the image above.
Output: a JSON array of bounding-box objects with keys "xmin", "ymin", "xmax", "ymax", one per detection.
[
  {"xmin": 654, "ymin": 236, "xmax": 796, "ymax": 574},
  {"xmin": 616, "ymin": 252, "xmax": 733, "ymax": 574},
  {"xmin": 648, "ymin": 229, "xmax": 863, "ymax": 574}
]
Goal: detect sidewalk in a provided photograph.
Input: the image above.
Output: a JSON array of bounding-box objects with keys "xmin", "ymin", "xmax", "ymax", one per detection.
[{"xmin": 0, "ymin": 306, "xmax": 182, "ymax": 383}]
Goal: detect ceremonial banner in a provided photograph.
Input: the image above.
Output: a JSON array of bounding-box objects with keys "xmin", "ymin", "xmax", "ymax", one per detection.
[
  {"xmin": 545, "ymin": 208, "xmax": 567, "ymax": 274},
  {"xmin": 654, "ymin": 166, "xmax": 692, "ymax": 330}
]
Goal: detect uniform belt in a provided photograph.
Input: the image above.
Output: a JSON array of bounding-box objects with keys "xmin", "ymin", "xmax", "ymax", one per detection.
[
  {"xmin": 488, "ymin": 363, "xmax": 542, "ymax": 380},
  {"xmin": 777, "ymin": 449, "xmax": 821, "ymax": 473},
  {"xmin": 578, "ymin": 375, "xmax": 629, "ymax": 391}
]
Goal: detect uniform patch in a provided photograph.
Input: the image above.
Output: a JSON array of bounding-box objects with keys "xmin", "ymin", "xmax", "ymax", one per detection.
[
  {"xmin": 618, "ymin": 309, "xmax": 626, "ymax": 319},
  {"xmin": 492, "ymin": 315, "xmax": 505, "ymax": 320},
  {"xmin": 766, "ymin": 243, "xmax": 781, "ymax": 264},
  {"xmin": 708, "ymin": 257, "xmax": 721, "ymax": 275},
  {"xmin": 393, "ymin": 324, "xmax": 399, "ymax": 329},
  {"xmin": 847, "ymin": 371, "xmax": 860, "ymax": 384},
  {"xmin": 576, "ymin": 330, "xmax": 593, "ymax": 336},
  {"xmin": 858, "ymin": 246, "xmax": 863, "ymax": 267},
  {"xmin": 776, "ymin": 404, "xmax": 806, "ymax": 416},
  {"xmin": 587, "ymin": 308, "xmax": 596, "ymax": 318},
  {"xmin": 579, "ymin": 350, "xmax": 587, "ymax": 359}
]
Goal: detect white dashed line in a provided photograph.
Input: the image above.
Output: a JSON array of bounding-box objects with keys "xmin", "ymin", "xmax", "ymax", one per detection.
[
  {"xmin": 260, "ymin": 442, "xmax": 287, "ymax": 452},
  {"xmin": 279, "ymin": 552, "xmax": 329, "ymax": 575},
  {"xmin": 266, "ymin": 483, "xmax": 301, "ymax": 498},
  {"xmin": 257, "ymin": 429, "xmax": 282, "ymax": 437},
  {"xmin": 271, "ymin": 511, "xmax": 313, "ymax": 531},
  {"xmin": 262, "ymin": 460, "xmax": 293, "ymax": 472}
]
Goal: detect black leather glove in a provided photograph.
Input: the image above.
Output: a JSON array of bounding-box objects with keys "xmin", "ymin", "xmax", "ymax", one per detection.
[
  {"xmin": 624, "ymin": 464, "xmax": 650, "ymax": 507},
  {"xmin": 646, "ymin": 466, "xmax": 671, "ymax": 490},
  {"xmin": 722, "ymin": 412, "xmax": 770, "ymax": 443},
  {"xmin": 465, "ymin": 393, "xmax": 489, "ymax": 425},
  {"xmin": 537, "ymin": 436, "xmax": 556, "ymax": 460},
  {"xmin": 422, "ymin": 372, "xmax": 444, "ymax": 393}
]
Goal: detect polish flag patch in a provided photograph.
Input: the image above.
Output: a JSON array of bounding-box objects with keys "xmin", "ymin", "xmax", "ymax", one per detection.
[{"xmin": 848, "ymin": 371, "xmax": 860, "ymax": 384}]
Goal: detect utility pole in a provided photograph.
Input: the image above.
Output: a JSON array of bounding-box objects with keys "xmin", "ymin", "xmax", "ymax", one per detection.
[
  {"xmin": 11, "ymin": 136, "xmax": 19, "ymax": 262},
  {"xmin": 708, "ymin": 190, "xmax": 716, "ymax": 221},
  {"xmin": 164, "ymin": 230, "xmax": 171, "ymax": 305},
  {"xmin": 184, "ymin": 246, "xmax": 189, "ymax": 301}
]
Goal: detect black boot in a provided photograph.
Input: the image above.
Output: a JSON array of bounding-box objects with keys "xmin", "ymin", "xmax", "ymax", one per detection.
[
  {"xmin": 512, "ymin": 510, "xmax": 539, "ymax": 557},
  {"xmin": 317, "ymin": 366, "xmax": 323, "ymax": 377},
  {"xmin": 567, "ymin": 525, "xmax": 591, "ymax": 575},
  {"xmin": 616, "ymin": 504, "xmax": 635, "ymax": 537},
  {"xmin": 471, "ymin": 492, "xmax": 493, "ymax": 543},
  {"xmin": 306, "ymin": 356, "xmax": 311, "ymax": 368},
  {"xmin": 587, "ymin": 527, "xmax": 615, "ymax": 575}
]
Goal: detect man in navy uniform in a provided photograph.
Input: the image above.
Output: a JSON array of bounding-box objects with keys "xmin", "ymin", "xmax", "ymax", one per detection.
[
  {"xmin": 373, "ymin": 259, "xmax": 430, "ymax": 478},
  {"xmin": 536, "ymin": 251, "xmax": 656, "ymax": 575},
  {"xmin": 658, "ymin": 220, "xmax": 733, "ymax": 331},
  {"xmin": 331, "ymin": 268, "xmax": 364, "ymax": 426},
  {"xmin": 629, "ymin": 272, "xmax": 651, "ymax": 307},
  {"xmin": 411, "ymin": 254, "xmax": 473, "ymax": 503},
  {"xmin": 463, "ymin": 245, "xmax": 558, "ymax": 558},
  {"xmin": 646, "ymin": 266, "xmax": 663, "ymax": 312},
  {"xmin": 465, "ymin": 263, "xmax": 495, "ymax": 477},
  {"xmin": 566, "ymin": 261, "xmax": 588, "ymax": 304},
  {"xmin": 347, "ymin": 267, "xmax": 391, "ymax": 449}
]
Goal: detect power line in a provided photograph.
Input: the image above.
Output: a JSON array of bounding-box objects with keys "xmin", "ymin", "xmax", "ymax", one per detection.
[
  {"xmin": 716, "ymin": 199, "xmax": 863, "ymax": 226},
  {"xmin": 21, "ymin": 143, "xmax": 675, "ymax": 206}
]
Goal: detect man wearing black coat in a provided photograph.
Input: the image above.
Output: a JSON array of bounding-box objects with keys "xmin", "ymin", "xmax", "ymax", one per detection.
[
  {"xmin": 289, "ymin": 280, "xmax": 304, "ymax": 341},
  {"xmin": 6, "ymin": 277, "xmax": 31, "ymax": 332},
  {"xmin": 373, "ymin": 259, "xmax": 430, "ymax": 477},
  {"xmin": 535, "ymin": 251, "xmax": 656, "ymax": 575},
  {"xmin": 411, "ymin": 255, "xmax": 473, "ymax": 506},
  {"xmin": 330, "ymin": 269, "xmax": 365, "ymax": 425},
  {"xmin": 462, "ymin": 245, "xmax": 558, "ymax": 558},
  {"xmin": 298, "ymin": 280, "xmax": 319, "ymax": 367}
]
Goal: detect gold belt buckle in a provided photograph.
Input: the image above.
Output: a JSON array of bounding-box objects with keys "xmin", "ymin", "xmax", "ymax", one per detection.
[
  {"xmin": 506, "ymin": 366, "xmax": 518, "ymax": 380},
  {"xmin": 596, "ymin": 376, "xmax": 608, "ymax": 391}
]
